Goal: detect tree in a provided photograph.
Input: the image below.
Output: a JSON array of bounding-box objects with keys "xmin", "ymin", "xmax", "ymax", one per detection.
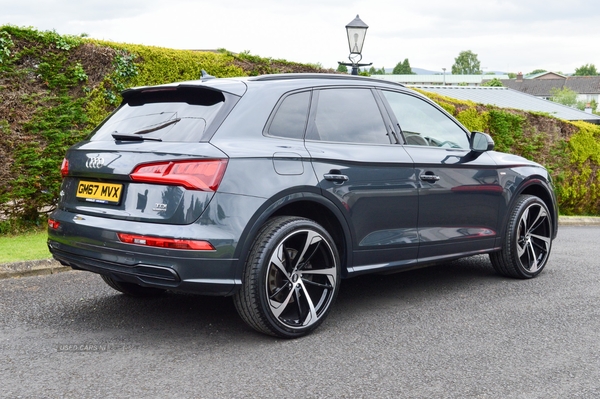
[
  {"xmin": 527, "ymin": 69, "xmax": 547, "ymax": 76},
  {"xmin": 451, "ymin": 50, "xmax": 481, "ymax": 75},
  {"xmin": 574, "ymin": 63, "xmax": 598, "ymax": 76},
  {"xmin": 393, "ymin": 58, "xmax": 414, "ymax": 75},
  {"xmin": 551, "ymin": 88, "xmax": 596, "ymax": 111},
  {"xmin": 482, "ymin": 78, "xmax": 503, "ymax": 87},
  {"xmin": 336, "ymin": 64, "xmax": 348, "ymax": 73},
  {"xmin": 549, "ymin": 87, "xmax": 578, "ymax": 107},
  {"xmin": 368, "ymin": 66, "xmax": 386, "ymax": 75}
]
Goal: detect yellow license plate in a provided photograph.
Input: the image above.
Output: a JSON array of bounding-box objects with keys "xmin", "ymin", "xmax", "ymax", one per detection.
[{"xmin": 76, "ymin": 181, "xmax": 122, "ymax": 204}]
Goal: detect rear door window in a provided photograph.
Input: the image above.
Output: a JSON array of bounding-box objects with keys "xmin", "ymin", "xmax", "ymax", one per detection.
[{"xmin": 306, "ymin": 88, "xmax": 391, "ymax": 145}]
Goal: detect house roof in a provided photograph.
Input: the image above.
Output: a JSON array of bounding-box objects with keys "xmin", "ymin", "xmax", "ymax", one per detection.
[
  {"xmin": 374, "ymin": 74, "xmax": 509, "ymax": 85},
  {"xmin": 526, "ymin": 71, "xmax": 567, "ymax": 80},
  {"xmin": 565, "ymin": 76, "xmax": 600, "ymax": 94},
  {"xmin": 501, "ymin": 76, "xmax": 600, "ymax": 96},
  {"xmin": 500, "ymin": 78, "xmax": 564, "ymax": 97},
  {"xmin": 412, "ymin": 85, "xmax": 600, "ymax": 124}
]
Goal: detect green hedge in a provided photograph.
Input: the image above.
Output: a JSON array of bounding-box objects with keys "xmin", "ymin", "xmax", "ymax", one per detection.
[{"xmin": 1, "ymin": 25, "xmax": 600, "ymax": 233}]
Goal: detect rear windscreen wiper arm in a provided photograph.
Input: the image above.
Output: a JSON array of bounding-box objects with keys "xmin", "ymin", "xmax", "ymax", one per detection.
[
  {"xmin": 111, "ymin": 118, "xmax": 181, "ymax": 141},
  {"xmin": 111, "ymin": 133, "xmax": 163, "ymax": 142}
]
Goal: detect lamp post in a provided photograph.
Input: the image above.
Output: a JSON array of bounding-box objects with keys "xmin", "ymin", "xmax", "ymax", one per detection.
[{"xmin": 338, "ymin": 15, "xmax": 372, "ymax": 75}]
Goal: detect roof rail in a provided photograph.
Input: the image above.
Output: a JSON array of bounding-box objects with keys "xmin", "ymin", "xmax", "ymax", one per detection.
[
  {"xmin": 248, "ymin": 73, "xmax": 406, "ymax": 88},
  {"xmin": 250, "ymin": 73, "xmax": 376, "ymax": 82}
]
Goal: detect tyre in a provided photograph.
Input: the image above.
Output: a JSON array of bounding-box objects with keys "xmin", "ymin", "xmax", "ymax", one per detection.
[
  {"xmin": 490, "ymin": 195, "xmax": 553, "ymax": 279},
  {"xmin": 100, "ymin": 275, "xmax": 166, "ymax": 297},
  {"xmin": 234, "ymin": 216, "xmax": 341, "ymax": 338}
]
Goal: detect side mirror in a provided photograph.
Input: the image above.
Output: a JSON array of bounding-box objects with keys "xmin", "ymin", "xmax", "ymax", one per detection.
[{"xmin": 470, "ymin": 131, "xmax": 494, "ymax": 152}]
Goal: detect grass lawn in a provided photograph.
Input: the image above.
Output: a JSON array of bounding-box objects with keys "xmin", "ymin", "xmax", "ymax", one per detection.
[{"xmin": 0, "ymin": 231, "xmax": 50, "ymax": 264}]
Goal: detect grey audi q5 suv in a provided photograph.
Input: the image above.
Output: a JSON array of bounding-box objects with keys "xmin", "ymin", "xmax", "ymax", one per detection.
[{"xmin": 48, "ymin": 73, "xmax": 558, "ymax": 338}]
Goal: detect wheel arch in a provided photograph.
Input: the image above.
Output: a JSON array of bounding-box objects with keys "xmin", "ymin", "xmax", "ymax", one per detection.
[
  {"xmin": 232, "ymin": 189, "xmax": 353, "ymax": 282},
  {"xmin": 505, "ymin": 177, "xmax": 559, "ymax": 239}
]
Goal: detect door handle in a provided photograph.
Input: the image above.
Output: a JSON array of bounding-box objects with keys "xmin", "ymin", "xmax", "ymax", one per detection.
[
  {"xmin": 324, "ymin": 173, "xmax": 349, "ymax": 183},
  {"xmin": 420, "ymin": 173, "xmax": 440, "ymax": 182}
]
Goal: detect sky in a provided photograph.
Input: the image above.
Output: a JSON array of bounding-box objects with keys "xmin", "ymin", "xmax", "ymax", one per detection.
[{"xmin": 2, "ymin": 0, "xmax": 599, "ymax": 74}]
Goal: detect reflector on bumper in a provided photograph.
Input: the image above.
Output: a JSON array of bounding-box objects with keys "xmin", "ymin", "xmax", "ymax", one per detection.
[{"xmin": 117, "ymin": 233, "xmax": 215, "ymax": 251}]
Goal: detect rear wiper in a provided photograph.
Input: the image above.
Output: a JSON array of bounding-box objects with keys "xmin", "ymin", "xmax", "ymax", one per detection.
[
  {"xmin": 111, "ymin": 133, "xmax": 163, "ymax": 142},
  {"xmin": 111, "ymin": 118, "xmax": 181, "ymax": 141}
]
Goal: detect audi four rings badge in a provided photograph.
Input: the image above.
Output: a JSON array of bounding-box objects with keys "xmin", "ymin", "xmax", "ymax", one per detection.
[{"xmin": 86, "ymin": 157, "xmax": 104, "ymax": 169}]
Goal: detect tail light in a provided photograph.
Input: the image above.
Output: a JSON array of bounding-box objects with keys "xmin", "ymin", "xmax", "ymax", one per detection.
[
  {"xmin": 48, "ymin": 219, "xmax": 60, "ymax": 229},
  {"xmin": 60, "ymin": 159, "xmax": 69, "ymax": 177},
  {"xmin": 117, "ymin": 233, "xmax": 215, "ymax": 251},
  {"xmin": 130, "ymin": 159, "xmax": 228, "ymax": 191}
]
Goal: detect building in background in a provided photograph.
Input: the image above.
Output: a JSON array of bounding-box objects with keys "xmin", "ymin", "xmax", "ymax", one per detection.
[
  {"xmin": 412, "ymin": 85, "xmax": 600, "ymax": 125},
  {"xmin": 501, "ymin": 73, "xmax": 600, "ymax": 110},
  {"xmin": 373, "ymin": 74, "xmax": 509, "ymax": 86}
]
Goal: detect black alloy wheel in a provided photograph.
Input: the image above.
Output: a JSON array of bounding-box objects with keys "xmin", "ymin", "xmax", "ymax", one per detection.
[
  {"xmin": 490, "ymin": 195, "xmax": 553, "ymax": 278},
  {"xmin": 234, "ymin": 216, "xmax": 340, "ymax": 338}
]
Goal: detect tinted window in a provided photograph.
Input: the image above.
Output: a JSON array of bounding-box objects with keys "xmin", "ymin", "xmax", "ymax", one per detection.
[
  {"xmin": 307, "ymin": 88, "xmax": 389, "ymax": 144},
  {"xmin": 382, "ymin": 90, "xmax": 469, "ymax": 149},
  {"xmin": 89, "ymin": 88, "xmax": 226, "ymax": 142},
  {"xmin": 267, "ymin": 91, "xmax": 310, "ymax": 139}
]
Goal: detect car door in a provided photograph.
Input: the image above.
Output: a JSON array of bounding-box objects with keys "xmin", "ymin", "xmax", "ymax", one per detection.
[
  {"xmin": 379, "ymin": 89, "xmax": 503, "ymax": 262},
  {"xmin": 304, "ymin": 87, "xmax": 419, "ymax": 274}
]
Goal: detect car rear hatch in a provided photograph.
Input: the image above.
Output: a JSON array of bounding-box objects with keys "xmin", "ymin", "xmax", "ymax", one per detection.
[{"xmin": 57, "ymin": 82, "xmax": 244, "ymax": 225}]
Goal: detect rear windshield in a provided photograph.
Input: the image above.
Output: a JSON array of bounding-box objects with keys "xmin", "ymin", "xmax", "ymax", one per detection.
[{"xmin": 89, "ymin": 87, "xmax": 229, "ymax": 142}]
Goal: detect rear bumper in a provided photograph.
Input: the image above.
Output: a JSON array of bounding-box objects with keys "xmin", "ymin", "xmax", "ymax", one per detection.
[
  {"xmin": 49, "ymin": 242, "xmax": 240, "ymax": 296},
  {"xmin": 47, "ymin": 208, "xmax": 242, "ymax": 296}
]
